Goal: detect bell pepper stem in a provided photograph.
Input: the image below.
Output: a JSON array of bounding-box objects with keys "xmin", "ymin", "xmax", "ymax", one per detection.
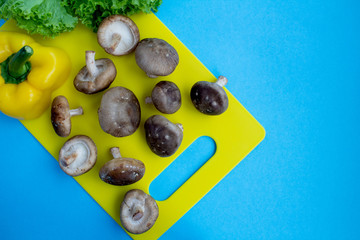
[{"xmin": 8, "ymin": 46, "xmax": 33, "ymax": 78}]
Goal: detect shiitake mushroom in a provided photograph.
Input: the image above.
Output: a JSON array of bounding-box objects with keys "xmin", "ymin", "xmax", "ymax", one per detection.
[
  {"xmin": 135, "ymin": 38, "xmax": 179, "ymax": 78},
  {"xmin": 120, "ymin": 189, "xmax": 159, "ymax": 234},
  {"xmin": 74, "ymin": 51, "xmax": 117, "ymax": 94},
  {"xmin": 58, "ymin": 135, "xmax": 97, "ymax": 176},
  {"xmin": 144, "ymin": 115, "xmax": 183, "ymax": 157},
  {"xmin": 97, "ymin": 15, "xmax": 140, "ymax": 56},
  {"xmin": 51, "ymin": 96, "xmax": 83, "ymax": 137},
  {"xmin": 99, "ymin": 147, "xmax": 145, "ymax": 186},
  {"xmin": 98, "ymin": 87, "xmax": 141, "ymax": 137},
  {"xmin": 145, "ymin": 81, "xmax": 181, "ymax": 114},
  {"xmin": 190, "ymin": 76, "xmax": 229, "ymax": 115}
]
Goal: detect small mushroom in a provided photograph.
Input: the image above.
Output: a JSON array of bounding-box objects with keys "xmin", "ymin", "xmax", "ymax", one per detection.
[
  {"xmin": 99, "ymin": 147, "xmax": 145, "ymax": 186},
  {"xmin": 51, "ymin": 95, "xmax": 83, "ymax": 137},
  {"xmin": 74, "ymin": 51, "xmax": 117, "ymax": 94},
  {"xmin": 135, "ymin": 38, "xmax": 179, "ymax": 78},
  {"xmin": 145, "ymin": 81, "xmax": 181, "ymax": 114},
  {"xmin": 190, "ymin": 76, "xmax": 229, "ymax": 115},
  {"xmin": 144, "ymin": 115, "xmax": 183, "ymax": 157},
  {"xmin": 98, "ymin": 87, "xmax": 141, "ymax": 137},
  {"xmin": 120, "ymin": 189, "xmax": 159, "ymax": 234},
  {"xmin": 97, "ymin": 15, "xmax": 140, "ymax": 56},
  {"xmin": 58, "ymin": 135, "xmax": 97, "ymax": 176}
]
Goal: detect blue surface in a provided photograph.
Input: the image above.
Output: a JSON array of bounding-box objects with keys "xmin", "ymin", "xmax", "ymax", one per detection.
[
  {"xmin": 150, "ymin": 136, "xmax": 216, "ymax": 201},
  {"xmin": 1, "ymin": 0, "xmax": 360, "ymax": 239}
]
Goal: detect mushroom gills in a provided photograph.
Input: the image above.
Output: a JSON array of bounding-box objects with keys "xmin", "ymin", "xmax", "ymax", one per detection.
[
  {"xmin": 59, "ymin": 135, "xmax": 97, "ymax": 176},
  {"xmin": 61, "ymin": 140, "xmax": 90, "ymax": 168},
  {"xmin": 97, "ymin": 15, "xmax": 140, "ymax": 56},
  {"xmin": 102, "ymin": 22, "xmax": 135, "ymax": 53},
  {"xmin": 120, "ymin": 189, "xmax": 159, "ymax": 234}
]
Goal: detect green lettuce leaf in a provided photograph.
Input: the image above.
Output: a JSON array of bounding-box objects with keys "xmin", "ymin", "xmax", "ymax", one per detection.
[
  {"xmin": 0, "ymin": 0, "xmax": 78, "ymax": 37},
  {"xmin": 63, "ymin": 0, "xmax": 163, "ymax": 32}
]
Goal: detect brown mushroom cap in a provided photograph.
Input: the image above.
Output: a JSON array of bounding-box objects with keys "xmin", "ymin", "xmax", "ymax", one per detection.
[
  {"xmin": 144, "ymin": 115, "xmax": 183, "ymax": 157},
  {"xmin": 190, "ymin": 76, "xmax": 229, "ymax": 115},
  {"xmin": 98, "ymin": 87, "xmax": 141, "ymax": 137},
  {"xmin": 120, "ymin": 189, "xmax": 159, "ymax": 234},
  {"xmin": 99, "ymin": 147, "xmax": 145, "ymax": 185},
  {"xmin": 97, "ymin": 15, "xmax": 140, "ymax": 56},
  {"xmin": 148, "ymin": 81, "xmax": 181, "ymax": 114},
  {"xmin": 59, "ymin": 135, "xmax": 97, "ymax": 176},
  {"xmin": 135, "ymin": 38, "xmax": 179, "ymax": 78},
  {"xmin": 74, "ymin": 51, "xmax": 117, "ymax": 94},
  {"xmin": 51, "ymin": 96, "xmax": 83, "ymax": 137}
]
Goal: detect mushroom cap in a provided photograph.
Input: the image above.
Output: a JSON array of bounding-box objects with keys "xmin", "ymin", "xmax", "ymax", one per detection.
[
  {"xmin": 99, "ymin": 157, "xmax": 145, "ymax": 185},
  {"xmin": 74, "ymin": 58, "xmax": 117, "ymax": 94},
  {"xmin": 98, "ymin": 87, "xmax": 141, "ymax": 137},
  {"xmin": 120, "ymin": 189, "xmax": 159, "ymax": 234},
  {"xmin": 190, "ymin": 81, "xmax": 229, "ymax": 115},
  {"xmin": 144, "ymin": 115, "xmax": 183, "ymax": 157},
  {"xmin": 135, "ymin": 38, "xmax": 179, "ymax": 78},
  {"xmin": 51, "ymin": 95, "xmax": 71, "ymax": 137},
  {"xmin": 59, "ymin": 135, "xmax": 97, "ymax": 176},
  {"xmin": 151, "ymin": 81, "xmax": 181, "ymax": 114},
  {"xmin": 97, "ymin": 15, "xmax": 140, "ymax": 56}
]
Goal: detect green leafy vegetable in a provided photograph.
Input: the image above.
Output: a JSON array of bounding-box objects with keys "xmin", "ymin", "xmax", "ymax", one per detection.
[
  {"xmin": 0, "ymin": 0, "xmax": 78, "ymax": 37},
  {"xmin": 0, "ymin": 0, "xmax": 163, "ymax": 37},
  {"xmin": 63, "ymin": 0, "xmax": 163, "ymax": 32}
]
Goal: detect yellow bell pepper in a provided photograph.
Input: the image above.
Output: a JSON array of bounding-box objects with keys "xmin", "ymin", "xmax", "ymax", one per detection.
[{"xmin": 0, "ymin": 32, "xmax": 71, "ymax": 120}]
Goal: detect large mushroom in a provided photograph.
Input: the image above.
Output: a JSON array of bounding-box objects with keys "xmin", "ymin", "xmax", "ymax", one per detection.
[
  {"xmin": 58, "ymin": 135, "xmax": 97, "ymax": 176},
  {"xmin": 144, "ymin": 115, "xmax": 183, "ymax": 157},
  {"xmin": 99, "ymin": 147, "xmax": 145, "ymax": 186},
  {"xmin": 51, "ymin": 95, "xmax": 83, "ymax": 137},
  {"xmin": 98, "ymin": 87, "xmax": 141, "ymax": 137},
  {"xmin": 97, "ymin": 15, "xmax": 140, "ymax": 56},
  {"xmin": 145, "ymin": 81, "xmax": 181, "ymax": 114},
  {"xmin": 120, "ymin": 189, "xmax": 159, "ymax": 234},
  {"xmin": 190, "ymin": 76, "xmax": 229, "ymax": 115},
  {"xmin": 74, "ymin": 51, "xmax": 117, "ymax": 94},
  {"xmin": 135, "ymin": 38, "xmax": 179, "ymax": 78}
]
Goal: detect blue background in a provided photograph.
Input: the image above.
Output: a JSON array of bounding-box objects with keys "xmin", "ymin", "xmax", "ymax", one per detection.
[{"xmin": 1, "ymin": 0, "xmax": 360, "ymax": 239}]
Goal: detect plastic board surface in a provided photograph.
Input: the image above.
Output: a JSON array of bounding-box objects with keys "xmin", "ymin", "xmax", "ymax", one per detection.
[{"xmin": 1, "ymin": 13, "xmax": 265, "ymax": 239}]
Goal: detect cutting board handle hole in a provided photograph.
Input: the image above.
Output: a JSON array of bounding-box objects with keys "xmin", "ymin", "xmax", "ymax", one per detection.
[{"xmin": 149, "ymin": 136, "xmax": 216, "ymax": 201}]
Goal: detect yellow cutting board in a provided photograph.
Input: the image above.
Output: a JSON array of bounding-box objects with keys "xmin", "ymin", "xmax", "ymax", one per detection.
[{"xmin": 1, "ymin": 13, "xmax": 265, "ymax": 239}]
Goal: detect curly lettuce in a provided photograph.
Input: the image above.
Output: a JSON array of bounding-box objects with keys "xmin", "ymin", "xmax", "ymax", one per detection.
[
  {"xmin": 0, "ymin": 0, "xmax": 162, "ymax": 37},
  {"xmin": 0, "ymin": 0, "xmax": 78, "ymax": 37},
  {"xmin": 63, "ymin": 0, "xmax": 163, "ymax": 32}
]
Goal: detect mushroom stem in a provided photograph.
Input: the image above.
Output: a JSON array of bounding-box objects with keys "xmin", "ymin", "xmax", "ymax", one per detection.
[
  {"xmin": 216, "ymin": 75, "xmax": 228, "ymax": 87},
  {"xmin": 109, "ymin": 33, "xmax": 122, "ymax": 52},
  {"xmin": 147, "ymin": 74, "xmax": 158, "ymax": 78},
  {"xmin": 110, "ymin": 147, "xmax": 122, "ymax": 159},
  {"xmin": 69, "ymin": 107, "xmax": 84, "ymax": 117},
  {"xmin": 86, "ymin": 51, "xmax": 99, "ymax": 78},
  {"xmin": 176, "ymin": 123, "xmax": 183, "ymax": 132},
  {"xmin": 131, "ymin": 207, "xmax": 144, "ymax": 221},
  {"xmin": 145, "ymin": 96, "xmax": 153, "ymax": 104}
]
